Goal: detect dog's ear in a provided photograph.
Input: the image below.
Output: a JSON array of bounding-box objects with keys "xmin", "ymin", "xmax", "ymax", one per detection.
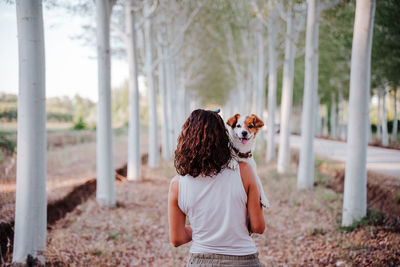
[
  {"xmin": 227, "ymin": 114, "xmax": 240, "ymax": 128},
  {"xmin": 250, "ymin": 114, "xmax": 264, "ymax": 129}
]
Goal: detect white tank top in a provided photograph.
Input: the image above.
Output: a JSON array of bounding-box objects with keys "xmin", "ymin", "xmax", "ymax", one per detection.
[{"xmin": 178, "ymin": 161, "xmax": 258, "ymax": 255}]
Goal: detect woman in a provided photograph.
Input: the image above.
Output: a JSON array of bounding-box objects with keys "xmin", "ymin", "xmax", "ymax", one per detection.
[{"xmin": 168, "ymin": 109, "xmax": 265, "ymax": 266}]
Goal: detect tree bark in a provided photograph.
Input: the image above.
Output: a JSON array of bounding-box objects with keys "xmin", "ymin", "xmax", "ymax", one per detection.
[
  {"xmin": 158, "ymin": 44, "xmax": 171, "ymax": 159},
  {"xmin": 322, "ymin": 104, "xmax": 329, "ymax": 136},
  {"xmin": 266, "ymin": 10, "xmax": 277, "ymax": 162},
  {"xmin": 125, "ymin": 0, "xmax": 141, "ymax": 180},
  {"xmin": 13, "ymin": 0, "xmax": 47, "ymax": 263},
  {"xmin": 367, "ymin": 91, "xmax": 373, "ymax": 143},
  {"xmin": 342, "ymin": 0, "xmax": 375, "ymax": 227},
  {"xmin": 256, "ymin": 27, "xmax": 266, "ymax": 119},
  {"xmin": 330, "ymin": 92, "xmax": 337, "ymax": 139},
  {"xmin": 338, "ymin": 90, "xmax": 344, "ymax": 139},
  {"xmin": 297, "ymin": 0, "xmax": 319, "ymax": 189},
  {"xmin": 377, "ymin": 91, "xmax": 382, "ymax": 140},
  {"xmin": 95, "ymin": 0, "xmax": 115, "ymax": 207},
  {"xmin": 277, "ymin": 8, "xmax": 295, "ymax": 174},
  {"xmin": 392, "ymin": 86, "xmax": 398, "ymax": 142},
  {"xmin": 382, "ymin": 88, "xmax": 388, "ymax": 146},
  {"xmin": 144, "ymin": 0, "xmax": 159, "ymax": 168},
  {"xmin": 313, "ymin": 9, "xmax": 321, "ymax": 137}
]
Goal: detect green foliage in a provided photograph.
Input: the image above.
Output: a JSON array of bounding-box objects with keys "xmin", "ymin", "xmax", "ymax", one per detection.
[
  {"xmin": 0, "ymin": 133, "xmax": 16, "ymax": 155},
  {"xmin": 372, "ymin": 0, "xmax": 400, "ymax": 89},
  {"xmin": 318, "ymin": 1, "xmax": 355, "ymax": 104},
  {"xmin": 72, "ymin": 117, "xmax": 87, "ymax": 130},
  {"xmin": 339, "ymin": 209, "xmax": 385, "ymax": 232}
]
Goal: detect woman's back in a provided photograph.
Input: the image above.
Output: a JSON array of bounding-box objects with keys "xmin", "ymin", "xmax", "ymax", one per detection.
[{"xmin": 178, "ymin": 163, "xmax": 257, "ymax": 255}]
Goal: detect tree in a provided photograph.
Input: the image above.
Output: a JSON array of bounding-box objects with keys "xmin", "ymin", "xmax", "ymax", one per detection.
[
  {"xmin": 13, "ymin": 0, "xmax": 47, "ymax": 263},
  {"xmin": 297, "ymin": 0, "xmax": 319, "ymax": 189},
  {"xmin": 143, "ymin": 0, "xmax": 159, "ymax": 168},
  {"xmin": 277, "ymin": 2, "xmax": 300, "ymax": 174},
  {"xmin": 342, "ymin": 0, "xmax": 375, "ymax": 227},
  {"xmin": 95, "ymin": 0, "xmax": 116, "ymax": 207},
  {"xmin": 125, "ymin": 0, "xmax": 141, "ymax": 180}
]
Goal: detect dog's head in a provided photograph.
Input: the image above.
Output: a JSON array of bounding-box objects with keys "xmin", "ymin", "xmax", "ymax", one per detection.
[{"xmin": 226, "ymin": 113, "xmax": 264, "ymax": 150}]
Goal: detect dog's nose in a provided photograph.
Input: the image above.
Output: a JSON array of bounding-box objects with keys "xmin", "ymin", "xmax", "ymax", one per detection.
[{"xmin": 242, "ymin": 131, "xmax": 248, "ymax": 137}]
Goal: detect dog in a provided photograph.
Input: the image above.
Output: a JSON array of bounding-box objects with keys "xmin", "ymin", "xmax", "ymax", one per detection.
[{"xmin": 226, "ymin": 113, "xmax": 270, "ymax": 208}]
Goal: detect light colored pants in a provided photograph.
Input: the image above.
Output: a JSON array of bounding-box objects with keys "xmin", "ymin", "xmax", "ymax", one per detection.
[{"xmin": 186, "ymin": 252, "xmax": 263, "ymax": 267}]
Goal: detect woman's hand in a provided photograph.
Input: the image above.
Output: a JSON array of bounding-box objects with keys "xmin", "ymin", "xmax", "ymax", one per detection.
[
  {"xmin": 239, "ymin": 162, "xmax": 266, "ymax": 234},
  {"xmin": 168, "ymin": 176, "xmax": 193, "ymax": 247}
]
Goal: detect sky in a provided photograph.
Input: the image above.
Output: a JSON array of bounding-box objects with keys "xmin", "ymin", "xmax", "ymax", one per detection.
[{"xmin": 0, "ymin": 2, "xmax": 130, "ymax": 102}]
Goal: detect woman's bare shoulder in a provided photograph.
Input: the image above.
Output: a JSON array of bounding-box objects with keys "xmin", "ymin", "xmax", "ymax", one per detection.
[{"xmin": 169, "ymin": 175, "xmax": 180, "ymax": 196}]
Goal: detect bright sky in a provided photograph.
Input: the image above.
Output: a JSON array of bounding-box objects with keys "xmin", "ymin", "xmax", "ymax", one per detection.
[{"xmin": 0, "ymin": 2, "xmax": 129, "ymax": 102}]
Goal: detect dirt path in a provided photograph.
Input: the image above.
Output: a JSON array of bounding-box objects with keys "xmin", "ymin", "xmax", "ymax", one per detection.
[
  {"xmin": 276, "ymin": 135, "xmax": 400, "ymax": 178},
  {"xmin": 45, "ymin": 160, "xmax": 400, "ymax": 266}
]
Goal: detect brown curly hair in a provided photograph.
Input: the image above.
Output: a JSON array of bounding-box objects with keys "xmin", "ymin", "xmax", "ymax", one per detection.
[{"xmin": 174, "ymin": 109, "xmax": 233, "ymax": 178}]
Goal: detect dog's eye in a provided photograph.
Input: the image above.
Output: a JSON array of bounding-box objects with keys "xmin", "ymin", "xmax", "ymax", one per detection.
[
  {"xmin": 237, "ymin": 125, "xmax": 241, "ymax": 128},
  {"xmin": 248, "ymin": 125, "xmax": 254, "ymax": 129}
]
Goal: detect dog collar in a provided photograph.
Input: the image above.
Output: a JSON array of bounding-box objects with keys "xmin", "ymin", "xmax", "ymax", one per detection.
[{"xmin": 232, "ymin": 146, "xmax": 252, "ymax": 159}]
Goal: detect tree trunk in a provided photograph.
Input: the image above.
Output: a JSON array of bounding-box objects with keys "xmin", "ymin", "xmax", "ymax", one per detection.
[
  {"xmin": 125, "ymin": 0, "xmax": 141, "ymax": 180},
  {"xmin": 377, "ymin": 91, "xmax": 382, "ymax": 140},
  {"xmin": 392, "ymin": 86, "xmax": 398, "ymax": 142},
  {"xmin": 297, "ymin": 0, "xmax": 319, "ymax": 189},
  {"xmin": 330, "ymin": 92, "xmax": 337, "ymax": 139},
  {"xmin": 338, "ymin": 90, "xmax": 344, "ymax": 139},
  {"xmin": 382, "ymin": 88, "xmax": 388, "ymax": 146},
  {"xmin": 95, "ymin": 0, "xmax": 115, "ymax": 207},
  {"xmin": 165, "ymin": 51, "xmax": 175, "ymax": 155},
  {"xmin": 277, "ymin": 8, "xmax": 295, "ymax": 174},
  {"xmin": 322, "ymin": 104, "xmax": 329, "ymax": 136},
  {"xmin": 342, "ymin": 0, "xmax": 375, "ymax": 227},
  {"xmin": 13, "ymin": 0, "xmax": 47, "ymax": 263},
  {"xmin": 158, "ymin": 44, "xmax": 171, "ymax": 159},
  {"xmin": 256, "ymin": 27, "xmax": 265, "ymax": 119},
  {"xmin": 313, "ymin": 10, "xmax": 321, "ymax": 137},
  {"xmin": 266, "ymin": 11, "xmax": 277, "ymax": 162},
  {"xmin": 144, "ymin": 1, "xmax": 159, "ymax": 168},
  {"xmin": 367, "ymin": 91, "xmax": 373, "ymax": 143}
]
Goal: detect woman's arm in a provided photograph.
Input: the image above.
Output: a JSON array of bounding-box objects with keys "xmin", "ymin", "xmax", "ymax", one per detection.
[
  {"xmin": 168, "ymin": 176, "xmax": 192, "ymax": 247},
  {"xmin": 239, "ymin": 162, "xmax": 266, "ymax": 234}
]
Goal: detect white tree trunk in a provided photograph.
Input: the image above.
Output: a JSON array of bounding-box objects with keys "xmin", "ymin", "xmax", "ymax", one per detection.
[
  {"xmin": 315, "ymin": 98, "xmax": 322, "ymax": 137},
  {"xmin": 330, "ymin": 92, "xmax": 337, "ymax": 139},
  {"xmin": 96, "ymin": 0, "xmax": 115, "ymax": 207},
  {"xmin": 277, "ymin": 8, "xmax": 295, "ymax": 174},
  {"xmin": 382, "ymin": 88, "xmax": 388, "ymax": 146},
  {"xmin": 13, "ymin": 0, "xmax": 47, "ymax": 263},
  {"xmin": 367, "ymin": 91, "xmax": 373, "ymax": 143},
  {"xmin": 366, "ymin": 18, "xmax": 374, "ymax": 144},
  {"xmin": 297, "ymin": 0, "xmax": 319, "ymax": 189},
  {"xmin": 158, "ymin": 44, "xmax": 171, "ymax": 159},
  {"xmin": 166, "ymin": 54, "xmax": 176, "ymax": 154},
  {"xmin": 252, "ymin": 51, "xmax": 259, "ymax": 114},
  {"xmin": 266, "ymin": 11, "xmax": 277, "ymax": 162},
  {"xmin": 377, "ymin": 91, "xmax": 382, "ymax": 140},
  {"xmin": 342, "ymin": 0, "xmax": 375, "ymax": 227},
  {"xmin": 126, "ymin": 0, "xmax": 141, "ymax": 180},
  {"xmin": 144, "ymin": 1, "xmax": 159, "ymax": 168},
  {"xmin": 322, "ymin": 104, "xmax": 329, "ymax": 136},
  {"xmin": 313, "ymin": 11, "xmax": 321, "ymax": 137},
  {"xmin": 256, "ymin": 27, "xmax": 266, "ymax": 119},
  {"xmin": 392, "ymin": 86, "xmax": 398, "ymax": 142},
  {"xmin": 338, "ymin": 90, "xmax": 344, "ymax": 139}
]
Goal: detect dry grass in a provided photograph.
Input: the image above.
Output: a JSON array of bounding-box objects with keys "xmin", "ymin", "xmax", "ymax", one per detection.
[{"xmin": 43, "ymin": 156, "xmax": 400, "ymax": 266}]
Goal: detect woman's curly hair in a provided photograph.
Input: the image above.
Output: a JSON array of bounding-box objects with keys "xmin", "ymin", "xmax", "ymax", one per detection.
[{"xmin": 174, "ymin": 109, "xmax": 233, "ymax": 178}]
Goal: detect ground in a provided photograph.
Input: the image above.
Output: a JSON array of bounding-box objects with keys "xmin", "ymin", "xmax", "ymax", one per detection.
[{"xmin": 43, "ymin": 157, "xmax": 400, "ymax": 266}]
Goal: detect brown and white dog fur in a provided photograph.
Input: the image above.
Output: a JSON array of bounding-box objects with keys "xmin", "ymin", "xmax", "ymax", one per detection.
[{"xmin": 227, "ymin": 114, "xmax": 270, "ymax": 208}]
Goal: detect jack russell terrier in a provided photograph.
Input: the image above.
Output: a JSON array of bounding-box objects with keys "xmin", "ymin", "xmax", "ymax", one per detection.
[{"xmin": 227, "ymin": 113, "xmax": 270, "ymax": 208}]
